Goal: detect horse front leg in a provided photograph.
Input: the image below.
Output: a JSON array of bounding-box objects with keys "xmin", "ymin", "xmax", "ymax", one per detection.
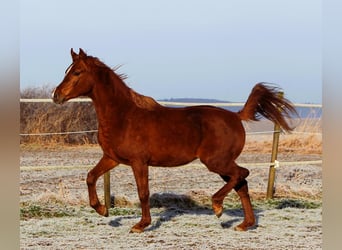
[
  {"xmin": 87, "ymin": 155, "xmax": 118, "ymax": 217},
  {"xmin": 130, "ymin": 163, "xmax": 151, "ymax": 233}
]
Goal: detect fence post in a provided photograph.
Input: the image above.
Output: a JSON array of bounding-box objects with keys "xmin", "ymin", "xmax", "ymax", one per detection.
[
  {"xmin": 104, "ymin": 171, "xmax": 111, "ymax": 209},
  {"xmin": 266, "ymin": 91, "xmax": 283, "ymax": 199}
]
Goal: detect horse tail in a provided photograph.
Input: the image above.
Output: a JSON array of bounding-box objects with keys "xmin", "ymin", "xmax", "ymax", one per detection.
[{"xmin": 237, "ymin": 83, "xmax": 297, "ymax": 132}]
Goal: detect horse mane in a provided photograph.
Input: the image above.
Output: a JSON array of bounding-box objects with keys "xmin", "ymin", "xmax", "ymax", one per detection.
[{"xmin": 89, "ymin": 56, "xmax": 160, "ymax": 110}]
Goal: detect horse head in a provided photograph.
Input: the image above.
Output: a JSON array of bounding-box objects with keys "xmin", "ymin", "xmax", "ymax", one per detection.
[{"xmin": 52, "ymin": 48, "xmax": 95, "ymax": 104}]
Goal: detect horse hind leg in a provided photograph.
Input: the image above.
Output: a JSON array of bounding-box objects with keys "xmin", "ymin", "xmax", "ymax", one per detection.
[
  {"xmin": 219, "ymin": 166, "xmax": 255, "ymax": 231},
  {"xmin": 233, "ymin": 177, "xmax": 256, "ymax": 231},
  {"xmin": 210, "ymin": 163, "xmax": 255, "ymax": 231},
  {"xmin": 209, "ymin": 162, "xmax": 245, "ymax": 218}
]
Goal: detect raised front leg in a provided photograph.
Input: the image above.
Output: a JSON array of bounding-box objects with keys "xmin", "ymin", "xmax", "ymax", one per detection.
[
  {"xmin": 87, "ymin": 155, "xmax": 118, "ymax": 217},
  {"xmin": 130, "ymin": 163, "xmax": 151, "ymax": 233}
]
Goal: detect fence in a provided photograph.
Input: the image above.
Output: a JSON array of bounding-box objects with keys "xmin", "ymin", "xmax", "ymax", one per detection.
[{"xmin": 20, "ymin": 98, "xmax": 322, "ymax": 204}]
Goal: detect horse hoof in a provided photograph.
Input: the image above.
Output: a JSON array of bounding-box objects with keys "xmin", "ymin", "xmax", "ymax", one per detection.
[
  {"xmin": 234, "ymin": 221, "xmax": 255, "ymax": 231},
  {"xmin": 212, "ymin": 204, "xmax": 223, "ymax": 218},
  {"xmin": 234, "ymin": 225, "xmax": 247, "ymax": 231},
  {"xmin": 96, "ymin": 205, "xmax": 108, "ymax": 217},
  {"xmin": 130, "ymin": 227, "xmax": 144, "ymax": 233},
  {"xmin": 215, "ymin": 210, "xmax": 223, "ymax": 218}
]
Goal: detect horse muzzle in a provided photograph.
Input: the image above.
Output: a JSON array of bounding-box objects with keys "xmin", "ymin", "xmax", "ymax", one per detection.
[{"xmin": 52, "ymin": 88, "xmax": 66, "ymax": 104}]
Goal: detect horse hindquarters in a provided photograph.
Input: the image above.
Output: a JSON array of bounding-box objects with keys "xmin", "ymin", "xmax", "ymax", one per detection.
[{"xmin": 197, "ymin": 112, "xmax": 254, "ymax": 230}]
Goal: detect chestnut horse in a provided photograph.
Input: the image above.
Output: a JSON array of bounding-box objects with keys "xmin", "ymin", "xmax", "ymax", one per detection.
[{"xmin": 53, "ymin": 48, "xmax": 296, "ymax": 233}]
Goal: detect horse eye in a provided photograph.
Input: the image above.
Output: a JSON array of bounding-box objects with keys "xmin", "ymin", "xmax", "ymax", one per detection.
[{"xmin": 73, "ymin": 71, "xmax": 81, "ymax": 76}]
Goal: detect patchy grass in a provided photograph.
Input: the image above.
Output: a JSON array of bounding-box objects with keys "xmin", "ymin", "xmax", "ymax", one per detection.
[
  {"xmin": 20, "ymin": 178, "xmax": 321, "ymax": 220},
  {"xmin": 20, "ymin": 194, "xmax": 321, "ymax": 221},
  {"xmin": 109, "ymin": 207, "xmax": 141, "ymax": 216},
  {"xmin": 20, "ymin": 202, "xmax": 78, "ymax": 220},
  {"xmin": 253, "ymin": 198, "xmax": 321, "ymax": 210}
]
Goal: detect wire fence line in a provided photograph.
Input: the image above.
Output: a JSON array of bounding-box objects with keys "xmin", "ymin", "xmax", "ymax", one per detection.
[
  {"xmin": 20, "ymin": 98, "xmax": 322, "ymax": 173},
  {"xmin": 20, "ymin": 130, "xmax": 98, "ymax": 136},
  {"xmin": 19, "ymin": 98, "xmax": 322, "ymax": 137},
  {"xmin": 20, "ymin": 98, "xmax": 322, "ymax": 108},
  {"xmin": 20, "ymin": 160, "xmax": 322, "ymax": 172},
  {"xmin": 20, "ymin": 130, "xmax": 282, "ymax": 137},
  {"xmin": 20, "ymin": 129, "xmax": 322, "ymax": 137}
]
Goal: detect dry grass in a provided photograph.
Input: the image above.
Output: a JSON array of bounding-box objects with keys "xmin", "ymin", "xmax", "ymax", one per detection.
[
  {"xmin": 244, "ymin": 117, "xmax": 322, "ymax": 155},
  {"xmin": 244, "ymin": 134, "xmax": 321, "ymax": 155},
  {"xmin": 29, "ymin": 178, "xmax": 320, "ymax": 212},
  {"xmin": 30, "ymin": 178, "xmax": 135, "ymax": 208},
  {"xmin": 21, "ymin": 186, "xmax": 321, "ymax": 221},
  {"xmin": 34, "ymin": 180, "xmax": 88, "ymax": 206}
]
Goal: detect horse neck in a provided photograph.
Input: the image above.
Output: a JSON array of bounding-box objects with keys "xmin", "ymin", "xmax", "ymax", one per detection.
[{"xmin": 90, "ymin": 70, "xmax": 135, "ymax": 121}]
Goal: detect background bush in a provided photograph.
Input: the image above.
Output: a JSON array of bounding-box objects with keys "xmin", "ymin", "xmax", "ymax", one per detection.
[{"xmin": 20, "ymin": 85, "xmax": 98, "ymax": 144}]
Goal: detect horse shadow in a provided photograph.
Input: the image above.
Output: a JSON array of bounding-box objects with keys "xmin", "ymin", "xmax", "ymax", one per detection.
[{"xmin": 108, "ymin": 192, "xmax": 263, "ymax": 231}]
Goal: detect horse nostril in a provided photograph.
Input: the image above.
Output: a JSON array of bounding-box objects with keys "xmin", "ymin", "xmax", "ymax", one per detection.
[
  {"xmin": 52, "ymin": 89, "xmax": 63, "ymax": 104},
  {"xmin": 52, "ymin": 90, "xmax": 66, "ymax": 104}
]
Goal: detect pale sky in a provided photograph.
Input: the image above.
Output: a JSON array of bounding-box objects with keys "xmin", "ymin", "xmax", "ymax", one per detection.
[{"xmin": 20, "ymin": 0, "xmax": 321, "ymax": 103}]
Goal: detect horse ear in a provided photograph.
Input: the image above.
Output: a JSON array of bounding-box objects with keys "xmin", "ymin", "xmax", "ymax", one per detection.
[
  {"xmin": 71, "ymin": 48, "xmax": 78, "ymax": 62},
  {"xmin": 79, "ymin": 48, "xmax": 87, "ymax": 59}
]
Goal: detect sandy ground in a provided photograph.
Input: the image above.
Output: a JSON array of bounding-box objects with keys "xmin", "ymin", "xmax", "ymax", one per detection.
[{"xmin": 20, "ymin": 143, "xmax": 322, "ymax": 250}]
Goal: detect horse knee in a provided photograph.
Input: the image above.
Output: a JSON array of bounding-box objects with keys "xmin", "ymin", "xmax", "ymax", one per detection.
[
  {"xmin": 220, "ymin": 175, "xmax": 231, "ymax": 183},
  {"xmin": 239, "ymin": 167, "xmax": 249, "ymax": 179},
  {"xmin": 220, "ymin": 167, "xmax": 249, "ymax": 184},
  {"xmin": 234, "ymin": 179, "xmax": 248, "ymax": 192}
]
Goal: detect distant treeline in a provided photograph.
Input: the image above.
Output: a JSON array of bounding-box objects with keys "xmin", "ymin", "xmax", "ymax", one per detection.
[{"xmin": 159, "ymin": 98, "xmax": 231, "ymax": 103}]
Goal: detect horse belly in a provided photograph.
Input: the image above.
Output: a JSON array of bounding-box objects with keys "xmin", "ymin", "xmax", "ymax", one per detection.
[
  {"xmin": 148, "ymin": 149, "xmax": 197, "ymax": 167},
  {"xmin": 148, "ymin": 128, "xmax": 200, "ymax": 167}
]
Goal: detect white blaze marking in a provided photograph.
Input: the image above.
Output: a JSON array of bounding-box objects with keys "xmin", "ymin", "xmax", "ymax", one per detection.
[
  {"xmin": 65, "ymin": 63, "xmax": 74, "ymax": 75},
  {"xmin": 51, "ymin": 87, "xmax": 56, "ymax": 98}
]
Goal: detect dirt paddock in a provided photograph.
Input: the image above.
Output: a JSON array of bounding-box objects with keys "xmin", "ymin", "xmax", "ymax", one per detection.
[{"xmin": 20, "ymin": 145, "xmax": 322, "ymax": 249}]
